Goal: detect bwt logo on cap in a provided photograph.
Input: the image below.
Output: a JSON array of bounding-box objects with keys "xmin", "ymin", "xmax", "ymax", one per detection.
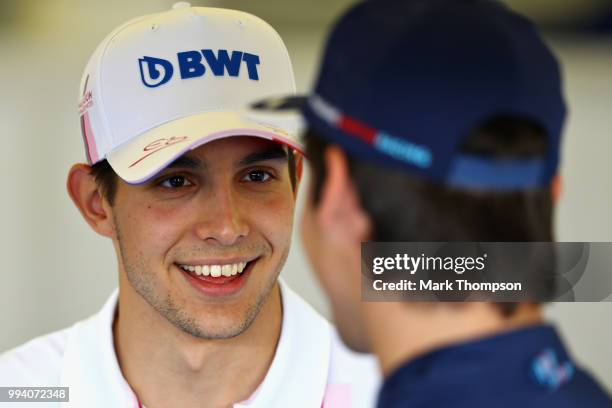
[
  {"xmin": 139, "ymin": 49, "xmax": 261, "ymax": 88},
  {"xmin": 77, "ymin": 5, "xmax": 297, "ymax": 183}
]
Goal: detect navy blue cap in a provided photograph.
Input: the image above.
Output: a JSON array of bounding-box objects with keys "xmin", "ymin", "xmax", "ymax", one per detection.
[{"xmin": 301, "ymin": 0, "xmax": 566, "ymax": 190}]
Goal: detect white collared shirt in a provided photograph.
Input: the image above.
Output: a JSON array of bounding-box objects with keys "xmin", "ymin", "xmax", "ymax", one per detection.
[{"xmin": 0, "ymin": 281, "xmax": 380, "ymax": 407}]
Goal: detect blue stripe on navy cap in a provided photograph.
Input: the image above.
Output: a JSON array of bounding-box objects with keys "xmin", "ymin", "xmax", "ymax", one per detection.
[
  {"xmin": 447, "ymin": 155, "xmax": 545, "ymax": 190},
  {"xmin": 374, "ymin": 132, "xmax": 432, "ymax": 169}
]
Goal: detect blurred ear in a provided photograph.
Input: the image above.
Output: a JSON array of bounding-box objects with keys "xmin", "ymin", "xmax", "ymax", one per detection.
[
  {"xmin": 66, "ymin": 164, "xmax": 114, "ymax": 238},
  {"xmin": 315, "ymin": 146, "xmax": 371, "ymax": 244},
  {"xmin": 551, "ymin": 174, "xmax": 562, "ymax": 204},
  {"xmin": 293, "ymin": 150, "xmax": 304, "ymax": 196}
]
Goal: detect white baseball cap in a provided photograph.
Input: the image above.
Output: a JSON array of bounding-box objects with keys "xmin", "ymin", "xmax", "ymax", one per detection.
[{"xmin": 78, "ymin": 2, "xmax": 300, "ymax": 184}]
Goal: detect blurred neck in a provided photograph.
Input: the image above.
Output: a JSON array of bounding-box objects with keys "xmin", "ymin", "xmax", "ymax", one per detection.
[{"xmin": 362, "ymin": 302, "xmax": 542, "ymax": 377}]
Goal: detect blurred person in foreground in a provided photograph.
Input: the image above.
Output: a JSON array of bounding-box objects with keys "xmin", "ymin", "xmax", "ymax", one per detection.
[
  {"xmin": 0, "ymin": 3, "xmax": 379, "ymax": 407},
  {"xmin": 257, "ymin": 0, "xmax": 612, "ymax": 406}
]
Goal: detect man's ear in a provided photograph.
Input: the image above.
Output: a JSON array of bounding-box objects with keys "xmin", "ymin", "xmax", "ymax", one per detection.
[
  {"xmin": 316, "ymin": 146, "xmax": 371, "ymax": 243},
  {"xmin": 551, "ymin": 174, "xmax": 562, "ymax": 204},
  {"xmin": 66, "ymin": 164, "xmax": 115, "ymax": 238}
]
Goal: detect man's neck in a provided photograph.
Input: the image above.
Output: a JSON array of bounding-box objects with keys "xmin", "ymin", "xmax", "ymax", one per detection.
[
  {"xmin": 363, "ymin": 302, "xmax": 542, "ymax": 377},
  {"xmin": 113, "ymin": 281, "xmax": 282, "ymax": 408}
]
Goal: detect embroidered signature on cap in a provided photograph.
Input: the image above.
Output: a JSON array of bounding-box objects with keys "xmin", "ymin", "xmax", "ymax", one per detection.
[{"xmin": 129, "ymin": 136, "xmax": 189, "ymax": 168}]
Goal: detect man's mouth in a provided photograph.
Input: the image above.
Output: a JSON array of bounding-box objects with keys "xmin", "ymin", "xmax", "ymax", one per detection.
[
  {"xmin": 177, "ymin": 261, "xmax": 249, "ymax": 278},
  {"xmin": 175, "ymin": 258, "xmax": 258, "ymax": 296}
]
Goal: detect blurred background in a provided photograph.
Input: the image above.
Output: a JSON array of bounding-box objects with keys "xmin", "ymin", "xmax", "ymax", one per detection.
[{"xmin": 1, "ymin": 0, "xmax": 611, "ymax": 391}]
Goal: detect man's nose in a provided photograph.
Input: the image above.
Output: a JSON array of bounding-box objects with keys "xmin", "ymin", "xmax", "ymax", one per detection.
[{"xmin": 193, "ymin": 185, "xmax": 249, "ymax": 246}]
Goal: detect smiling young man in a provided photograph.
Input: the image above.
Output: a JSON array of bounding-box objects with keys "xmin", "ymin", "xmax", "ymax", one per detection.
[
  {"xmin": 0, "ymin": 4, "xmax": 379, "ymax": 408},
  {"xmin": 255, "ymin": 0, "xmax": 612, "ymax": 407}
]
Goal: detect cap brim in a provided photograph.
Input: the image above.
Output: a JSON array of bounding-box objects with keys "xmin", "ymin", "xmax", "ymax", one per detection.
[
  {"xmin": 106, "ymin": 109, "xmax": 303, "ymax": 184},
  {"xmin": 250, "ymin": 95, "xmax": 307, "ymax": 111}
]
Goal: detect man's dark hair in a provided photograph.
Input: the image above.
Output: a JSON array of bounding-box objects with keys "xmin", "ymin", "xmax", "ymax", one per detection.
[
  {"xmin": 305, "ymin": 116, "xmax": 553, "ymax": 315},
  {"xmin": 90, "ymin": 149, "xmax": 298, "ymax": 207},
  {"xmin": 90, "ymin": 160, "xmax": 119, "ymax": 206}
]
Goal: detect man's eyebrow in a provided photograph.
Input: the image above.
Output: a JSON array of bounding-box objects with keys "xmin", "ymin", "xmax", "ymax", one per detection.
[
  {"xmin": 165, "ymin": 156, "xmax": 203, "ymax": 170},
  {"xmin": 238, "ymin": 146, "xmax": 288, "ymax": 166}
]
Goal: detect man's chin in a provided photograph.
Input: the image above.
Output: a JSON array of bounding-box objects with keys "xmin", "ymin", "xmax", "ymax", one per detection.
[
  {"xmin": 334, "ymin": 313, "xmax": 372, "ymax": 354},
  {"xmin": 171, "ymin": 281, "xmax": 279, "ymax": 340},
  {"xmin": 339, "ymin": 332, "xmax": 372, "ymax": 354},
  {"xmin": 179, "ymin": 320, "xmax": 252, "ymax": 340},
  {"xmin": 165, "ymin": 302, "xmax": 262, "ymax": 340}
]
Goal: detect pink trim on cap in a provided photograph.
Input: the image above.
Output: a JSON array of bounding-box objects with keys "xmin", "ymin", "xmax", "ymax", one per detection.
[
  {"xmin": 188, "ymin": 128, "xmax": 303, "ymax": 154},
  {"xmin": 82, "ymin": 112, "xmax": 99, "ymax": 164},
  {"xmin": 120, "ymin": 128, "xmax": 302, "ymax": 185}
]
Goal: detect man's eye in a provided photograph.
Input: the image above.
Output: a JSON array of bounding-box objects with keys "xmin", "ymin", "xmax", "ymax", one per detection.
[
  {"xmin": 242, "ymin": 170, "xmax": 271, "ymax": 183},
  {"xmin": 160, "ymin": 175, "xmax": 192, "ymax": 188}
]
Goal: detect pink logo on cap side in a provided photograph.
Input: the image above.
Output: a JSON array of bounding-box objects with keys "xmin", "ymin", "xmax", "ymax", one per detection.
[
  {"xmin": 79, "ymin": 90, "xmax": 93, "ymax": 115},
  {"xmin": 81, "ymin": 111, "xmax": 99, "ymax": 164}
]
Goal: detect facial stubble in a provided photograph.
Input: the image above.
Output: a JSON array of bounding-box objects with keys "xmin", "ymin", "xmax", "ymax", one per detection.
[{"xmin": 113, "ymin": 213, "xmax": 288, "ymax": 340}]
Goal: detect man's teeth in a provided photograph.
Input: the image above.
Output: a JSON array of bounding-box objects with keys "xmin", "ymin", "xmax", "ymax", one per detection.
[{"xmin": 180, "ymin": 262, "xmax": 248, "ymax": 277}]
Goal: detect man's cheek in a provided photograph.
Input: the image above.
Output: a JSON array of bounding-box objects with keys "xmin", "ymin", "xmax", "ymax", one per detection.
[
  {"xmin": 257, "ymin": 210, "xmax": 294, "ymax": 256},
  {"xmin": 121, "ymin": 218, "xmax": 175, "ymax": 260}
]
